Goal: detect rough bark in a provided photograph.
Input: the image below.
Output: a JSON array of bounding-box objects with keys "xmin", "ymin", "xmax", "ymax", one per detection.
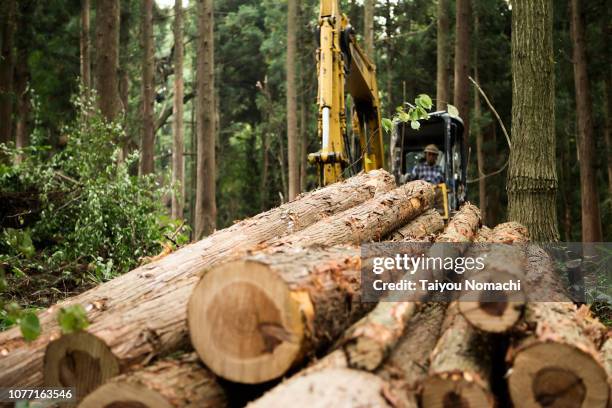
[
  {"xmin": 364, "ymin": 0, "xmax": 374, "ymax": 58},
  {"xmin": 194, "ymin": 0, "xmax": 216, "ymax": 238},
  {"xmin": 605, "ymin": 76, "xmax": 612, "ymax": 204},
  {"xmin": 474, "ymin": 13, "xmax": 487, "ymax": 221},
  {"xmin": 172, "ymin": 0, "xmax": 185, "ymax": 219},
  {"xmin": 457, "ymin": 222, "xmax": 529, "ymax": 333},
  {"xmin": 189, "ymin": 246, "xmax": 371, "ymax": 384},
  {"xmin": 570, "ymin": 0, "xmax": 603, "ymax": 242},
  {"xmin": 80, "ymin": 0, "xmax": 91, "ymax": 92},
  {"xmin": 139, "ymin": 0, "xmax": 155, "ymax": 175},
  {"xmin": 507, "ymin": 248, "xmax": 609, "ymax": 407},
  {"xmin": 286, "ymin": 0, "xmax": 299, "ymax": 200},
  {"xmin": 453, "ymin": 0, "xmax": 471, "ymax": 145},
  {"xmin": 507, "ymin": 0, "xmax": 559, "ymax": 241},
  {"xmin": 386, "ymin": 209, "xmax": 444, "ymax": 242},
  {"xmin": 0, "ymin": 0, "xmax": 15, "ymax": 146},
  {"xmin": 249, "ymin": 303, "xmax": 447, "ymax": 408},
  {"xmin": 0, "ymin": 170, "xmax": 394, "ymax": 388},
  {"xmin": 13, "ymin": 4, "xmax": 30, "ymax": 163},
  {"xmin": 270, "ymin": 180, "xmax": 435, "ymax": 248},
  {"xmin": 79, "ymin": 353, "xmax": 227, "ymax": 408},
  {"xmin": 436, "ymin": 0, "xmax": 449, "ymax": 110},
  {"xmin": 94, "ymin": 0, "xmax": 120, "ymax": 121},
  {"xmin": 421, "ymin": 302, "xmax": 495, "ymax": 408}
]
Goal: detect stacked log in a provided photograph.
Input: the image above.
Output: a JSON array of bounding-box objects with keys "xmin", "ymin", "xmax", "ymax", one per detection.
[
  {"xmin": 507, "ymin": 246, "xmax": 610, "ymax": 407},
  {"xmin": 386, "ymin": 208, "xmax": 444, "ymax": 241},
  {"xmin": 0, "ymin": 170, "xmax": 396, "ymax": 388},
  {"xmin": 79, "ymin": 353, "xmax": 226, "ymax": 408}
]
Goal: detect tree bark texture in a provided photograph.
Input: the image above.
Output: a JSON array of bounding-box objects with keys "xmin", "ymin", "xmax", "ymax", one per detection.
[
  {"xmin": 80, "ymin": 0, "xmax": 91, "ymax": 92},
  {"xmin": 195, "ymin": 0, "xmax": 217, "ymax": 238},
  {"xmin": 286, "ymin": 0, "xmax": 299, "ymax": 200},
  {"xmin": 94, "ymin": 0, "xmax": 120, "ymax": 121},
  {"xmin": 507, "ymin": 0, "xmax": 559, "ymax": 242},
  {"xmin": 0, "ymin": 0, "xmax": 15, "ymax": 145},
  {"xmin": 364, "ymin": 0, "xmax": 374, "ymax": 58},
  {"xmin": 188, "ymin": 246, "xmax": 372, "ymax": 384},
  {"xmin": 474, "ymin": 13, "xmax": 487, "ymax": 222},
  {"xmin": 270, "ymin": 180, "xmax": 434, "ymax": 248},
  {"xmin": 13, "ymin": 1, "xmax": 31, "ymax": 163},
  {"xmin": 386, "ymin": 208, "xmax": 444, "ymax": 242},
  {"xmin": 139, "ymin": 0, "xmax": 155, "ymax": 175},
  {"xmin": 605, "ymin": 76, "xmax": 612, "ymax": 206},
  {"xmin": 79, "ymin": 353, "xmax": 227, "ymax": 408},
  {"xmin": 172, "ymin": 0, "xmax": 185, "ymax": 219},
  {"xmin": 0, "ymin": 170, "xmax": 394, "ymax": 388},
  {"xmin": 453, "ymin": 0, "xmax": 471, "ymax": 146},
  {"xmin": 436, "ymin": 0, "xmax": 449, "ymax": 110},
  {"xmin": 570, "ymin": 0, "xmax": 603, "ymax": 242}
]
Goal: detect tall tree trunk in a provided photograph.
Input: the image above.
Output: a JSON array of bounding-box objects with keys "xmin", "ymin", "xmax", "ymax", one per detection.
[
  {"xmin": 94, "ymin": 0, "xmax": 120, "ymax": 121},
  {"xmin": 436, "ymin": 0, "xmax": 449, "ymax": 110},
  {"xmin": 117, "ymin": 1, "xmax": 132, "ymax": 161},
  {"xmin": 0, "ymin": 0, "xmax": 16, "ymax": 146},
  {"xmin": 604, "ymin": 75, "xmax": 612, "ymax": 205},
  {"xmin": 286, "ymin": 0, "xmax": 299, "ymax": 200},
  {"xmin": 172, "ymin": 0, "xmax": 185, "ymax": 219},
  {"xmin": 384, "ymin": 0, "xmax": 393, "ymax": 110},
  {"xmin": 570, "ymin": 0, "xmax": 603, "ymax": 242},
  {"xmin": 80, "ymin": 0, "xmax": 91, "ymax": 93},
  {"xmin": 195, "ymin": 0, "xmax": 216, "ymax": 238},
  {"xmin": 473, "ymin": 12, "xmax": 487, "ymax": 221},
  {"xmin": 139, "ymin": 0, "xmax": 155, "ymax": 175},
  {"xmin": 299, "ymin": 72, "xmax": 308, "ymax": 192},
  {"xmin": 364, "ymin": 0, "xmax": 374, "ymax": 58},
  {"xmin": 13, "ymin": 37, "xmax": 28, "ymax": 163},
  {"xmin": 507, "ymin": 0, "xmax": 559, "ymax": 242},
  {"xmin": 453, "ymin": 0, "xmax": 471, "ymax": 147}
]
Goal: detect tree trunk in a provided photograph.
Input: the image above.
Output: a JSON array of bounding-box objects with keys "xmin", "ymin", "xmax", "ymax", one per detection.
[
  {"xmin": 79, "ymin": 353, "xmax": 227, "ymax": 408},
  {"xmin": 172, "ymin": 0, "xmax": 185, "ymax": 219},
  {"xmin": 80, "ymin": 0, "xmax": 91, "ymax": 93},
  {"xmin": 286, "ymin": 0, "xmax": 299, "ymax": 200},
  {"xmin": 0, "ymin": 0, "xmax": 16, "ymax": 146},
  {"xmin": 604, "ymin": 76, "xmax": 612, "ymax": 207},
  {"xmin": 189, "ymin": 246, "xmax": 372, "ymax": 384},
  {"xmin": 384, "ymin": 0, "xmax": 393, "ymax": 110},
  {"xmin": 364, "ymin": 0, "xmax": 374, "ymax": 58},
  {"xmin": 249, "ymin": 303, "xmax": 447, "ymax": 408},
  {"xmin": 0, "ymin": 170, "xmax": 394, "ymax": 388},
  {"xmin": 13, "ymin": 7, "xmax": 30, "ymax": 164},
  {"xmin": 453, "ymin": 0, "xmax": 471, "ymax": 146},
  {"xmin": 436, "ymin": 0, "xmax": 449, "ymax": 110},
  {"xmin": 194, "ymin": 0, "xmax": 216, "ymax": 238},
  {"xmin": 139, "ymin": 0, "xmax": 155, "ymax": 175},
  {"xmin": 94, "ymin": 0, "xmax": 120, "ymax": 121},
  {"xmin": 386, "ymin": 208, "xmax": 444, "ymax": 242},
  {"xmin": 570, "ymin": 0, "xmax": 603, "ymax": 242},
  {"xmin": 421, "ymin": 302, "xmax": 495, "ymax": 408},
  {"xmin": 507, "ymin": 302, "xmax": 609, "ymax": 407},
  {"xmin": 270, "ymin": 180, "xmax": 434, "ymax": 247},
  {"xmin": 457, "ymin": 222, "xmax": 529, "ymax": 333},
  {"xmin": 473, "ymin": 13, "xmax": 487, "ymax": 221},
  {"xmin": 507, "ymin": 0, "xmax": 559, "ymax": 242}
]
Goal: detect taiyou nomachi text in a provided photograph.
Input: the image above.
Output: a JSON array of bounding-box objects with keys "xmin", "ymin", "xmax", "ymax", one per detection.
[{"xmin": 372, "ymin": 279, "xmax": 522, "ymax": 292}]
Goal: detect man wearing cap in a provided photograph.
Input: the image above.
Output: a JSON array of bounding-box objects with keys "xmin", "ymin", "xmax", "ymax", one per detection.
[{"xmin": 411, "ymin": 144, "xmax": 444, "ymax": 184}]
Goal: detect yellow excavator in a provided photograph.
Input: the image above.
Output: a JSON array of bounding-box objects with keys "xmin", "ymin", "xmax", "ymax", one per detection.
[
  {"xmin": 308, "ymin": 0, "xmax": 467, "ymax": 219},
  {"xmin": 307, "ymin": 0, "xmax": 385, "ymax": 185}
]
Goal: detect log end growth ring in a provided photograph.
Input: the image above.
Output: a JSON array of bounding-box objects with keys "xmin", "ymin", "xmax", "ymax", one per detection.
[
  {"xmin": 421, "ymin": 373, "xmax": 493, "ymax": 408},
  {"xmin": 79, "ymin": 382, "xmax": 172, "ymax": 408},
  {"xmin": 188, "ymin": 260, "xmax": 307, "ymax": 384},
  {"xmin": 508, "ymin": 342, "xmax": 609, "ymax": 408},
  {"xmin": 43, "ymin": 331, "xmax": 120, "ymax": 399}
]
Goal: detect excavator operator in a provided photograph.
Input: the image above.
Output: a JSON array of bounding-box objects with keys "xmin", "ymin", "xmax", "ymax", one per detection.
[{"xmin": 411, "ymin": 144, "xmax": 444, "ymax": 185}]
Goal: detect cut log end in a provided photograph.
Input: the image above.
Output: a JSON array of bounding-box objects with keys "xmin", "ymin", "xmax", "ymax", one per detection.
[
  {"xmin": 80, "ymin": 382, "xmax": 174, "ymax": 408},
  {"xmin": 457, "ymin": 300, "xmax": 523, "ymax": 333},
  {"xmin": 508, "ymin": 342, "xmax": 609, "ymax": 408},
  {"xmin": 421, "ymin": 373, "xmax": 493, "ymax": 408},
  {"xmin": 43, "ymin": 331, "xmax": 120, "ymax": 399},
  {"xmin": 188, "ymin": 260, "xmax": 306, "ymax": 384}
]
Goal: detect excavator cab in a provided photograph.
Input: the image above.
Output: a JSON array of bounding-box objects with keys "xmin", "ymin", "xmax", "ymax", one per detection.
[{"xmin": 390, "ymin": 111, "xmax": 467, "ymax": 220}]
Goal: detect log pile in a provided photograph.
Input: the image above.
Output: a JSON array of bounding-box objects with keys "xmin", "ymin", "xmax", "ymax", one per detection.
[{"xmin": 0, "ymin": 169, "xmax": 609, "ymax": 407}]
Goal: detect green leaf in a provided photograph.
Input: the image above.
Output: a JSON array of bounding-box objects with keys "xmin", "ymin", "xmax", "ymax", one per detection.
[
  {"xmin": 447, "ymin": 104, "xmax": 460, "ymax": 118},
  {"xmin": 415, "ymin": 94, "xmax": 433, "ymax": 110},
  {"xmin": 58, "ymin": 304, "xmax": 89, "ymax": 334},
  {"xmin": 410, "ymin": 120, "xmax": 421, "ymax": 130},
  {"xmin": 381, "ymin": 117, "xmax": 393, "ymax": 133},
  {"xmin": 20, "ymin": 312, "xmax": 41, "ymax": 342}
]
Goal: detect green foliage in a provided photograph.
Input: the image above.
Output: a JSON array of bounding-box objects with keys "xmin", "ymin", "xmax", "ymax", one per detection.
[
  {"xmin": 19, "ymin": 312, "xmax": 41, "ymax": 341},
  {"xmin": 389, "ymin": 93, "xmax": 435, "ymax": 131},
  {"xmin": 57, "ymin": 304, "xmax": 89, "ymax": 334}
]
